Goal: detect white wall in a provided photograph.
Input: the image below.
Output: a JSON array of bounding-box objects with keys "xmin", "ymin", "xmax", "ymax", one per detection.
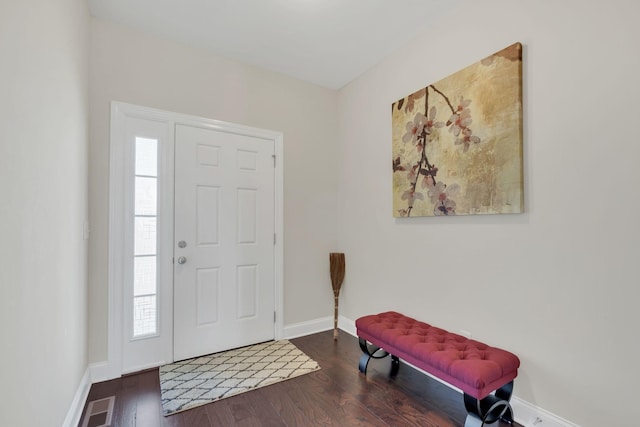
[
  {"xmin": 336, "ymin": 1, "xmax": 640, "ymax": 426},
  {"xmin": 0, "ymin": 1, "xmax": 90, "ymax": 426},
  {"xmin": 89, "ymin": 20, "xmax": 339, "ymax": 362}
]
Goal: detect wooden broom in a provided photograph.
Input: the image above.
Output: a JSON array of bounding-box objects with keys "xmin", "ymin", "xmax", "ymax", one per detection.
[{"xmin": 329, "ymin": 253, "xmax": 345, "ymax": 340}]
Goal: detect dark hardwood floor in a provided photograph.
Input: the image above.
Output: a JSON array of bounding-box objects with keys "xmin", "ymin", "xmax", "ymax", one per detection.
[{"xmin": 80, "ymin": 330, "xmax": 522, "ymax": 426}]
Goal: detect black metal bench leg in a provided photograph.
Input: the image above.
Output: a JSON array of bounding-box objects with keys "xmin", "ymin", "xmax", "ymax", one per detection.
[
  {"xmin": 390, "ymin": 355, "xmax": 399, "ymax": 376},
  {"xmin": 464, "ymin": 401, "xmax": 513, "ymax": 427},
  {"xmin": 463, "ymin": 381, "xmax": 514, "ymax": 426},
  {"xmin": 358, "ymin": 352, "xmax": 371, "ymax": 373},
  {"xmin": 358, "ymin": 337, "xmax": 398, "ymax": 375},
  {"xmin": 494, "ymin": 381, "xmax": 514, "ymax": 423}
]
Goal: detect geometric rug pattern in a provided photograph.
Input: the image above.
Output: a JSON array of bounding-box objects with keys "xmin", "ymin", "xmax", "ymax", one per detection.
[{"xmin": 159, "ymin": 340, "xmax": 320, "ymax": 416}]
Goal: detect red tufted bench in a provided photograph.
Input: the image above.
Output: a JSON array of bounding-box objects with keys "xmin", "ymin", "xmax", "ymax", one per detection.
[{"xmin": 356, "ymin": 311, "xmax": 520, "ymax": 427}]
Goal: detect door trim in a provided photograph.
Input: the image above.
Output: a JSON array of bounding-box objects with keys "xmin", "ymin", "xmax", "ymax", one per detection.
[{"xmin": 106, "ymin": 101, "xmax": 284, "ymax": 379}]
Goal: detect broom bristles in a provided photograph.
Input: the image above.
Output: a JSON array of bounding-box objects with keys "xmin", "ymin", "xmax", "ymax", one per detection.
[{"xmin": 329, "ymin": 252, "xmax": 345, "ymax": 292}]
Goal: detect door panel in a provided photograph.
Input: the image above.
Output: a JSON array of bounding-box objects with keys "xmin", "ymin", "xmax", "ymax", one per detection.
[{"xmin": 174, "ymin": 124, "xmax": 275, "ymax": 361}]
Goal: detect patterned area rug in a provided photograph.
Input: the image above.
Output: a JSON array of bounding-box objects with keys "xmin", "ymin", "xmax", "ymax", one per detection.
[{"xmin": 159, "ymin": 340, "xmax": 320, "ymax": 416}]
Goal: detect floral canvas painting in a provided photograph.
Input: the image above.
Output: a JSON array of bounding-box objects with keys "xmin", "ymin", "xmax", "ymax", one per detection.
[{"xmin": 392, "ymin": 42, "xmax": 523, "ymax": 217}]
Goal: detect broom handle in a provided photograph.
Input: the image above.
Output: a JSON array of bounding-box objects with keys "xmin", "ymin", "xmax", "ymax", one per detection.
[{"xmin": 333, "ymin": 295, "xmax": 339, "ymax": 340}]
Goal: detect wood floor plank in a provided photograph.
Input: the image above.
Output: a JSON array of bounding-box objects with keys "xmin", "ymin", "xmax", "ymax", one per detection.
[
  {"xmin": 230, "ymin": 390, "xmax": 287, "ymax": 427},
  {"xmin": 206, "ymin": 390, "xmax": 286, "ymax": 427},
  {"xmin": 204, "ymin": 396, "xmax": 255, "ymax": 427},
  {"xmin": 79, "ymin": 330, "xmax": 523, "ymax": 427},
  {"xmin": 133, "ymin": 370, "xmax": 164, "ymax": 427},
  {"xmin": 162, "ymin": 405, "xmax": 212, "ymax": 427},
  {"xmin": 285, "ymin": 370, "xmax": 388, "ymax": 427},
  {"xmin": 252, "ymin": 378, "xmax": 319, "ymax": 426},
  {"xmin": 112, "ymin": 374, "xmax": 140, "ymax": 427}
]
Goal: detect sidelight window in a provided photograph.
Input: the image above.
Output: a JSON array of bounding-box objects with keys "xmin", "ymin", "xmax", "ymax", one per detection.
[{"xmin": 133, "ymin": 137, "xmax": 158, "ymax": 337}]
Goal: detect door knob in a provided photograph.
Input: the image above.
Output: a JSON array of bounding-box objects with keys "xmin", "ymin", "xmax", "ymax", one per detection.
[
  {"xmin": 177, "ymin": 256, "xmax": 187, "ymax": 265},
  {"xmin": 178, "ymin": 240, "xmax": 187, "ymax": 248}
]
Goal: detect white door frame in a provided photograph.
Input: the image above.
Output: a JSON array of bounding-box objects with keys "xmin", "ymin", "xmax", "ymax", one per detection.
[{"xmin": 103, "ymin": 102, "xmax": 284, "ymax": 380}]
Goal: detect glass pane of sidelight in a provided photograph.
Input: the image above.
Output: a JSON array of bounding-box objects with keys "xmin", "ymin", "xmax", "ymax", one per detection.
[
  {"xmin": 135, "ymin": 176, "xmax": 157, "ymax": 216},
  {"xmin": 132, "ymin": 137, "xmax": 159, "ymax": 338},
  {"xmin": 134, "ymin": 216, "xmax": 156, "ymax": 256},
  {"xmin": 134, "ymin": 256, "xmax": 157, "ymax": 297},
  {"xmin": 133, "ymin": 295, "xmax": 157, "ymax": 336},
  {"xmin": 135, "ymin": 137, "xmax": 158, "ymax": 177}
]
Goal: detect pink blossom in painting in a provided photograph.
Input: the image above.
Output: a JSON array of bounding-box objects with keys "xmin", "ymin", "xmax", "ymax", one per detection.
[{"xmin": 394, "ymin": 85, "xmax": 480, "ymax": 216}]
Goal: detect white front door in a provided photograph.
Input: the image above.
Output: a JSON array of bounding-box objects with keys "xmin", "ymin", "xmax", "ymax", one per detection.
[{"xmin": 173, "ymin": 124, "xmax": 276, "ymax": 361}]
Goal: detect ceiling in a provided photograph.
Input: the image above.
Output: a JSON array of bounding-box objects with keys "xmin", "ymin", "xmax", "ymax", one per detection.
[{"xmin": 88, "ymin": 0, "xmax": 462, "ymax": 90}]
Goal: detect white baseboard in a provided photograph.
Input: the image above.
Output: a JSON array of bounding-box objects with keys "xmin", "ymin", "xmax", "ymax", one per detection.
[
  {"xmin": 283, "ymin": 316, "xmax": 333, "ymax": 339},
  {"xmin": 62, "ymin": 368, "xmax": 91, "ymax": 427},
  {"xmin": 511, "ymin": 397, "xmax": 580, "ymax": 427},
  {"xmin": 282, "ymin": 314, "xmax": 359, "ymax": 339},
  {"xmin": 89, "ymin": 361, "xmax": 116, "ymax": 384},
  {"xmin": 339, "ymin": 315, "xmax": 356, "ymax": 336}
]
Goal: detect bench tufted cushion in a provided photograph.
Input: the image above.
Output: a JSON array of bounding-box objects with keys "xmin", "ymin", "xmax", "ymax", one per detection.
[{"xmin": 356, "ymin": 311, "xmax": 520, "ymax": 399}]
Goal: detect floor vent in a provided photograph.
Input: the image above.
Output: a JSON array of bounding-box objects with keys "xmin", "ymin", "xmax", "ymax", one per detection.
[{"xmin": 81, "ymin": 396, "xmax": 115, "ymax": 427}]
